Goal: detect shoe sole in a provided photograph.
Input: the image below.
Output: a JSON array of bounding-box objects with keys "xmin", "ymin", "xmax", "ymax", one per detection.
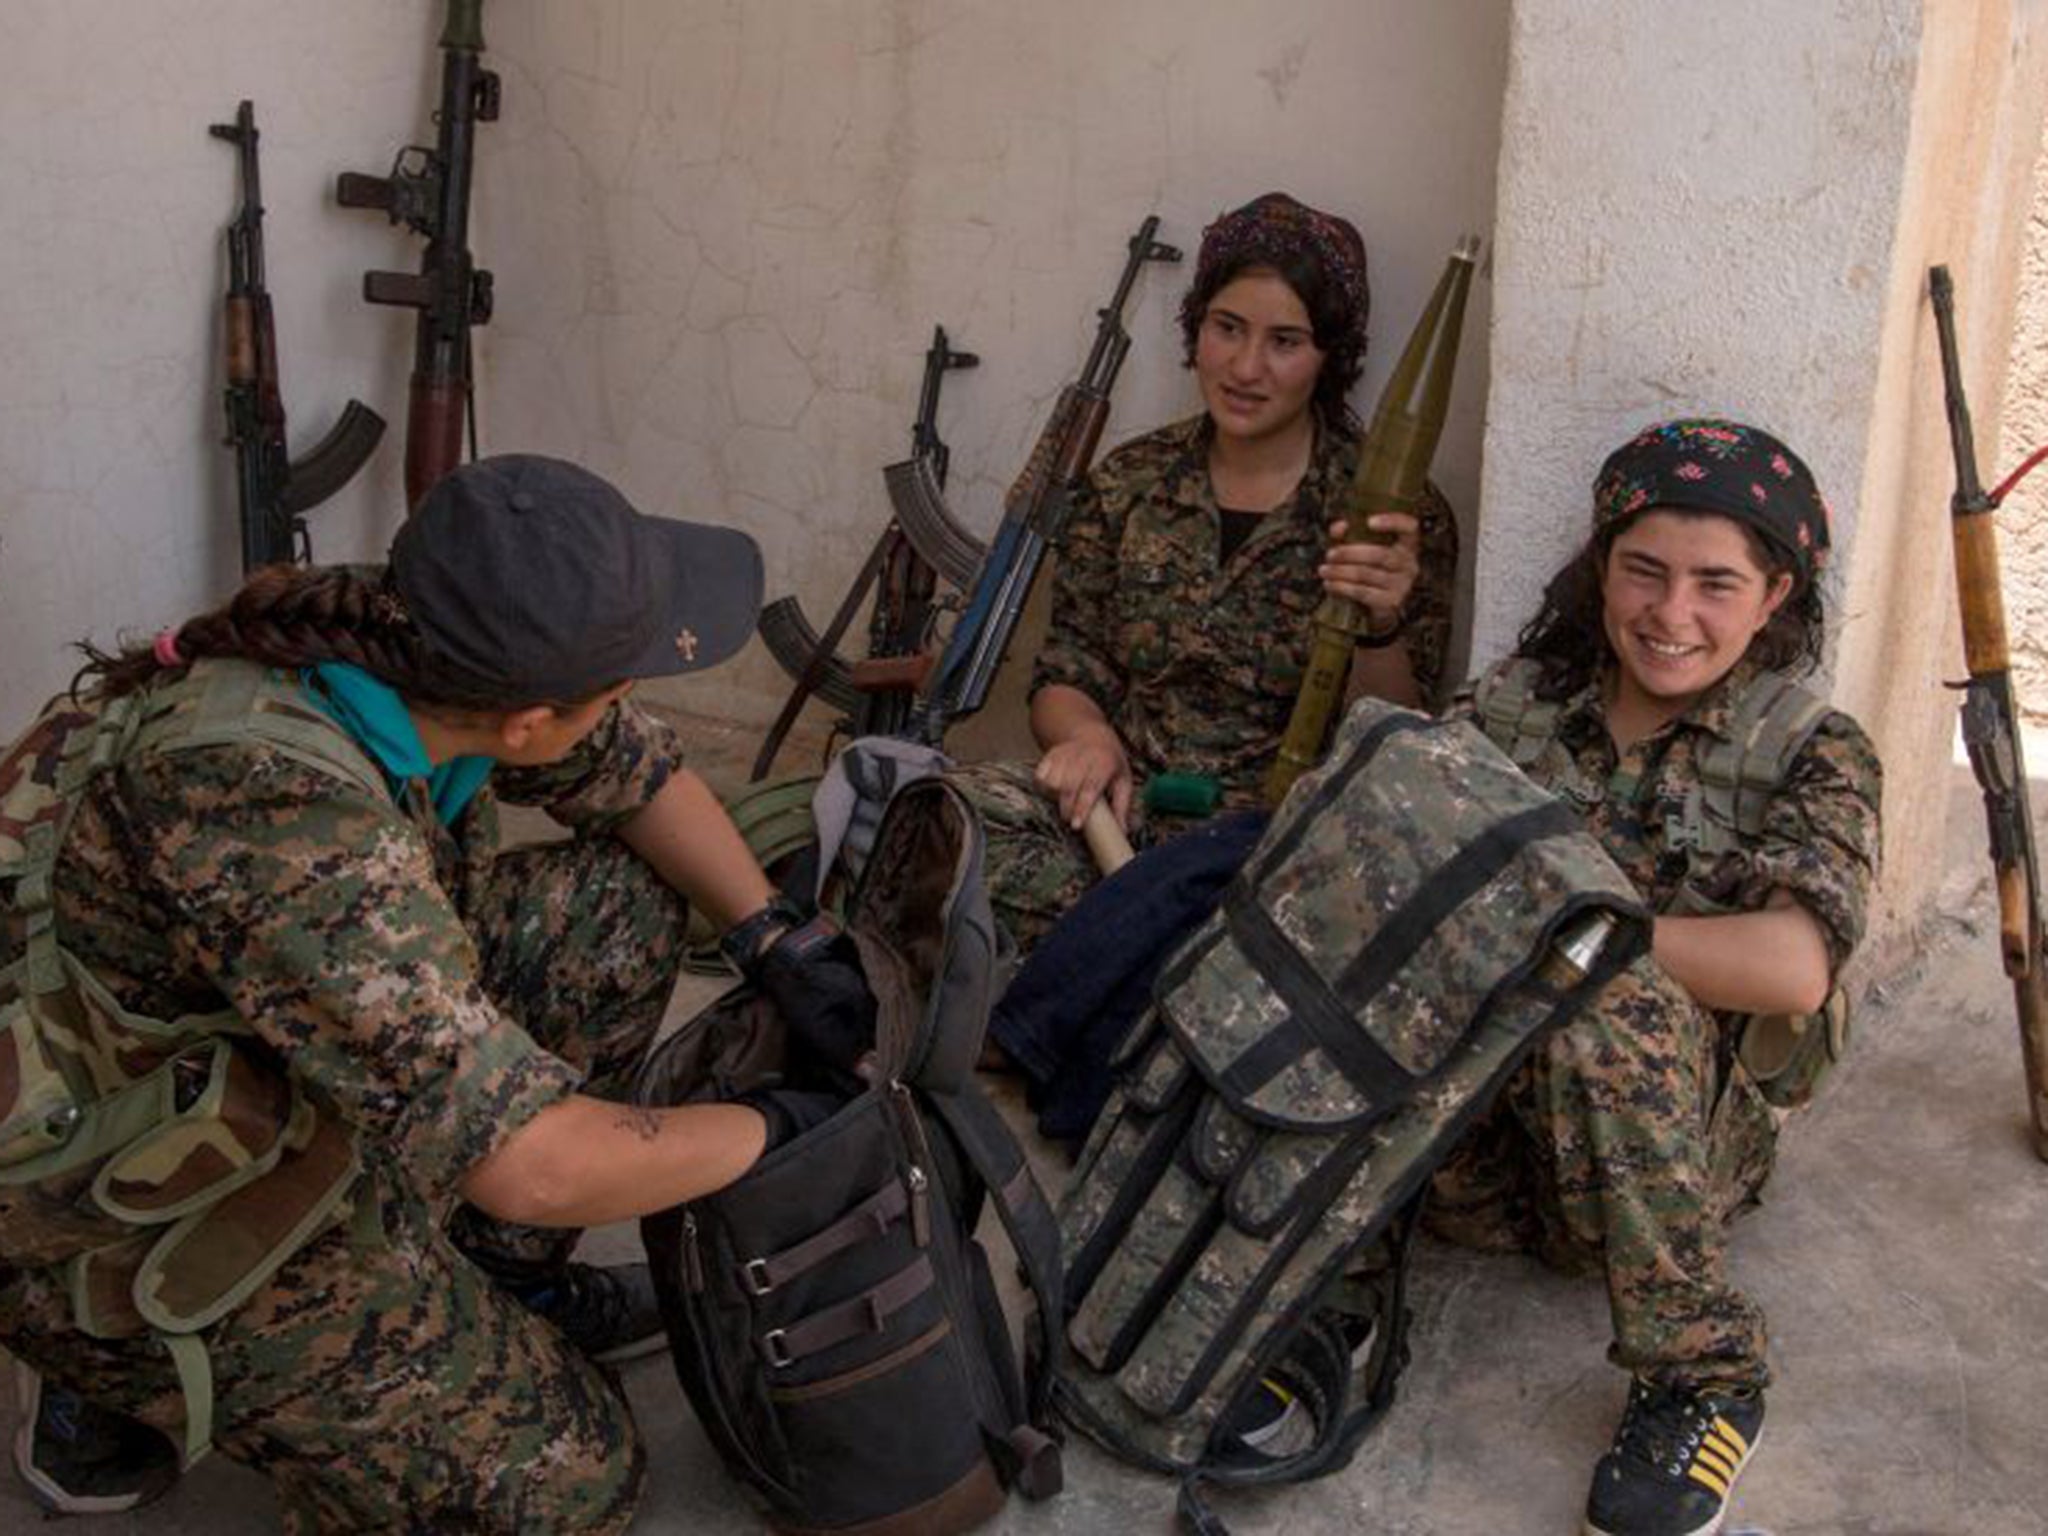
[
  {"xmin": 1580, "ymin": 1421, "xmax": 1763, "ymax": 1536},
  {"xmin": 11, "ymin": 1365, "xmax": 177, "ymax": 1517},
  {"xmin": 11, "ymin": 1420, "xmax": 159, "ymax": 1517}
]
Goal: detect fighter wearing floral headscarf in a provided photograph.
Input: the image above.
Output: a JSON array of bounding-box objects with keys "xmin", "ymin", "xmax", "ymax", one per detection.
[
  {"xmin": 1436, "ymin": 418, "xmax": 1882, "ymax": 1536},
  {"xmin": 951, "ymin": 192, "xmax": 1462, "ymax": 955}
]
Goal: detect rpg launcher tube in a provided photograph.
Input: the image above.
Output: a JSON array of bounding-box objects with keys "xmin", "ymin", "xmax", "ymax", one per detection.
[{"xmin": 1266, "ymin": 236, "xmax": 1481, "ymax": 806}]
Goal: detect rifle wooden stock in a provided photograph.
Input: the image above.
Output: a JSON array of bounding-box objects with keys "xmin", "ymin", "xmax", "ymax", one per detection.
[
  {"xmin": 1050, "ymin": 390, "xmax": 1110, "ymax": 488},
  {"xmin": 405, "ymin": 374, "xmax": 470, "ymax": 516},
  {"xmin": 1931, "ymin": 261, "xmax": 2048, "ymax": 1162}
]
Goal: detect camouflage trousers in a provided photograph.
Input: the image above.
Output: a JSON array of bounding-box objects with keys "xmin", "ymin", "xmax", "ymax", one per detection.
[
  {"xmin": 944, "ymin": 759, "xmax": 1170, "ymax": 956},
  {"xmin": 1428, "ymin": 951, "xmax": 1778, "ymax": 1391},
  {"xmin": 0, "ymin": 834, "xmax": 685, "ymax": 1533}
]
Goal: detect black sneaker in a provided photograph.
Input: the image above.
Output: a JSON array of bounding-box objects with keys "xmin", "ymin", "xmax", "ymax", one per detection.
[
  {"xmin": 510, "ymin": 1261, "xmax": 666, "ymax": 1364},
  {"xmin": 1583, "ymin": 1378, "xmax": 1766, "ymax": 1536},
  {"xmin": 11, "ymin": 1365, "xmax": 179, "ymax": 1515}
]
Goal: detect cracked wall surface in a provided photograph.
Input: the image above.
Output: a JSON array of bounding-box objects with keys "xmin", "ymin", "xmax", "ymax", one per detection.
[{"xmin": 0, "ymin": 0, "xmax": 1510, "ymax": 733}]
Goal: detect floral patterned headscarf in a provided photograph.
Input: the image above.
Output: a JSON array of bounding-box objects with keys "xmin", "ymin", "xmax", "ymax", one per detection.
[
  {"xmin": 1179, "ymin": 192, "xmax": 1371, "ymax": 361},
  {"xmin": 1593, "ymin": 418, "xmax": 1832, "ymax": 587}
]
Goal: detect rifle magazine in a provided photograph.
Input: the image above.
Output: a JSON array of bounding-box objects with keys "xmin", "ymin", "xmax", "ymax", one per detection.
[{"xmin": 884, "ymin": 459, "xmax": 985, "ymax": 591}]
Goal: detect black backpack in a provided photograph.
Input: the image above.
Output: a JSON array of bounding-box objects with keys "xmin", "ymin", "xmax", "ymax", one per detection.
[{"xmin": 637, "ymin": 776, "xmax": 1064, "ymax": 1534}]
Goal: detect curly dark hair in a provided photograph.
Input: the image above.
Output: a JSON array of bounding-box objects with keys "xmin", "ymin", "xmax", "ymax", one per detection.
[
  {"xmin": 1177, "ymin": 246, "xmax": 1368, "ymax": 438},
  {"xmin": 72, "ymin": 564, "xmax": 615, "ymax": 712},
  {"xmin": 1514, "ymin": 509, "xmax": 1827, "ymax": 700}
]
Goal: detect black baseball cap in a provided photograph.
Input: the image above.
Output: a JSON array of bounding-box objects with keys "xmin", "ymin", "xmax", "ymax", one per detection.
[{"xmin": 389, "ymin": 454, "xmax": 763, "ymax": 703}]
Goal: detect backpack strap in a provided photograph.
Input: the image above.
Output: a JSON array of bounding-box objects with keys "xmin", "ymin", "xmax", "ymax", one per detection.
[
  {"xmin": 1670, "ymin": 674, "xmax": 1832, "ymax": 865},
  {"xmin": 0, "ymin": 664, "xmax": 370, "ymax": 1466},
  {"xmin": 922, "ymin": 1083, "xmax": 1066, "ymax": 1500},
  {"xmin": 136, "ymin": 660, "xmax": 385, "ymax": 799},
  {"xmin": 1469, "ymin": 658, "xmax": 1604, "ymax": 814},
  {"xmin": 1172, "ymin": 1199, "xmax": 1424, "ymax": 1534},
  {"xmin": 1469, "ymin": 657, "xmax": 1560, "ymax": 771}
]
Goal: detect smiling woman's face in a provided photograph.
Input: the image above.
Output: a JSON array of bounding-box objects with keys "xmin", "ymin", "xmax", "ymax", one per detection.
[{"xmin": 1601, "ymin": 510, "xmax": 1793, "ymax": 721}]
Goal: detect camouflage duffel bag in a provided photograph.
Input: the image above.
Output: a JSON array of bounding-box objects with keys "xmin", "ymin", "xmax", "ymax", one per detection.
[{"xmin": 1054, "ymin": 700, "xmax": 1652, "ymax": 1532}]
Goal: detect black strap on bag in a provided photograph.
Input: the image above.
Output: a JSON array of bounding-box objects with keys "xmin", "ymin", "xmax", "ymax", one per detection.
[{"xmin": 926, "ymin": 1084, "xmax": 1066, "ymax": 1498}]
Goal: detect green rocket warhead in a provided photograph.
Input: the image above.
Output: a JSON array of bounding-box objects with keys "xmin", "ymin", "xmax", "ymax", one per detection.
[{"xmin": 1266, "ymin": 235, "xmax": 1481, "ymax": 807}]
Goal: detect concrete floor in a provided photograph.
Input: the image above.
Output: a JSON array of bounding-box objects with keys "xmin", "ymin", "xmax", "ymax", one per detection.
[{"xmin": 6, "ymin": 718, "xmax": 2047, "ymax": 1535}]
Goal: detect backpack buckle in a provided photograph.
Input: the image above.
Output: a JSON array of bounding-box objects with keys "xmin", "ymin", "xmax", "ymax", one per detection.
[
  {"xmin": 742, "ymin": 1257, "xmax": 776, "ymax": 1297},
  {"xmin": 762, "ymin": 1328, "xmax": 793, "ymax": 1369}
]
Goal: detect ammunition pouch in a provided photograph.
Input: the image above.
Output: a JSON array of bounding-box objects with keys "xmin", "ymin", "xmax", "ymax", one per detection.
[
  {"xmin": 0, "ymin": 662, "xmax": 378, "ymax": 1462},
  {"xmin": 1737, "ymin": 988, "xmax": 1849, "ymax": 1111}
]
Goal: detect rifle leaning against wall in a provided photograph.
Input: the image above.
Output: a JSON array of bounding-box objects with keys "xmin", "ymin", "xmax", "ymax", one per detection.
[
  {"xmin": 212, "ymin": 101, "xmax": 385, "ymax": 573},
  {"xmin": 1929, "ymin": 263, "xmax": 2048, "ymax": 1164},
  {"xmin": 907, "ymin": 217, "xmax": 1180, "ymax": 872},
  {"xmin": 910, "ymin": 217, "xmax": 1180, "ymax": 746},
  {"xmin": 337, "ymin": 0, "xmax": 497, "ymax": 512},
  {"xmin": 751, "ymin": 326, "xmax": 980, "ymax": 781}
]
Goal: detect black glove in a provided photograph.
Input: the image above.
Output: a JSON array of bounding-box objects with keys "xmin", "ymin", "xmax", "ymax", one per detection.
[
  {"xmin": 751, "ymin": 915, "xmax": 877, "ymax": 1095},
  {"xmin": 738, "ymin": 1087, "xmax": 846, "ymax": 1151}
]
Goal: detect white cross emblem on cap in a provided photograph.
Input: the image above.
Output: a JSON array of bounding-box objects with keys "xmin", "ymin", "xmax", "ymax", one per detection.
[{"xmin": 674, "ymin": 628, "xmax": 699, "ymax": 662}]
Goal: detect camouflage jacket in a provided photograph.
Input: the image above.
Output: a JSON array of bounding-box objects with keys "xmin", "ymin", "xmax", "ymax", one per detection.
[
  {"xmin": 1454, "ymin": 657, "xmax": 1883, "ymax": 973},
  {"xmin": 15, "ymin": 660, "xmax": 687, "ymax": 1203},
  {"xmin": 1030, "ymin": 414, "xmax": 1460, "ymax": 806}
]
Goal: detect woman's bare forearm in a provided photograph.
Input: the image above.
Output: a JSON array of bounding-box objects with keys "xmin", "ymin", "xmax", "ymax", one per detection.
[{"xmin": 459, "ymin": 1095, "xmax": 768, "ymax": 1227}]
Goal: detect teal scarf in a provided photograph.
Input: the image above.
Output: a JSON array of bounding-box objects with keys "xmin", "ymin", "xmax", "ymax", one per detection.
[{"xmin": 303, "ymin": 662, "xmax": 493, "ymax": 825}]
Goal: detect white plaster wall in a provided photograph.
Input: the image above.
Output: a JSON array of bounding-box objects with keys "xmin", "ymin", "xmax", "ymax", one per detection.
[
  {"xmin": 0, "ymin": 2, "xmax": 425, "ymax": 729},
  {"xmin": 0, "ymin": 1, "xmax": 1510, "ymax": 734},
  {"xmin": 1474, "ymin": 0, "xmax": 1921, "ymax": 669},
  {"xmin": 1999, "ymin": 123, "xmax": 2048, "ymax": 719},
  {"xmin": 1833, "ymin": 0, "xmax": 2048, "ymax": 943},
  {"xmin": 1477, "ymin": 0, "xmax": 2048, "ymax": 945}
]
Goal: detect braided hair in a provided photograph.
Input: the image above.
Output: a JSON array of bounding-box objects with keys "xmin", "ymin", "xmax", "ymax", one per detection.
[{"xmin": 72, "ymin": 564, "xmax": 601, "ymax": 711}]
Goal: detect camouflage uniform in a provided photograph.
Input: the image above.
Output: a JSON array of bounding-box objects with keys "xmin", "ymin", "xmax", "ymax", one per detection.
[
  {"xmin": 0, "ymin": 659, "xmax": 696, "ymax": 1532},
  {"xmin": 1430, "ymin": 656, "xmax": 1883, "ymax": 1389},
  {"xmin": 951, "ymin": 414, "xmax": 1460, "ymax": 951}
]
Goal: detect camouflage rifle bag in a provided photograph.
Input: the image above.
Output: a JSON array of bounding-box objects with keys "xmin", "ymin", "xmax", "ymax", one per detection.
[
  {"xmin": 638, "ymin": 775, "xmax": 1063, "ymax": 1536},
  {"xmin": 1055, "ymin": 701, "xmax": 1651, "ymax": 1532}
]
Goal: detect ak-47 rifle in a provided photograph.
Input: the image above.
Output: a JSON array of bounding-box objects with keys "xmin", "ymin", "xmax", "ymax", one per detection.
[
  {"xmin": 751, "ymin": 326, "xmax": 979, "ymax": 780},
  {"xmin": 911, "ymin": 217, "xmax": 1180, "ymax": 748},
  {"xmin": 337, "ymin": 0, "xmax": 497, "ymax": 512},
  {"xmin": 1930, "ymin": 263, "xmax": 2048, "ymax": 1164},
  {"xmin": 211, "ymin": 100, "xmax": 385, "ymax": 572},
  {"xmin": 1265, "ymin": 235, "xmax": 1481, "ymax": 805}
]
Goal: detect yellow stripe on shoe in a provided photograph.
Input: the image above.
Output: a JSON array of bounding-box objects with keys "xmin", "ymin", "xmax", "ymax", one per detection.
[
  {"xmin": 1710, "ymin": 1415, "xmax": 1750, "ymax": 1456},
  {"xmin": 1686, "ymin": 1462, "xmax": 1731, "ymax": 1497},
  {"xmin": 1696, "ymin": 1442, "xmax": 1738, "ymax": 1479}
]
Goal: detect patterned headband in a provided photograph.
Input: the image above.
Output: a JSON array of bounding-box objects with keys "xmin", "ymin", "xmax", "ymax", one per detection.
[
  {"xmin": 1594, "ymin": 418, "xmax": 1832, "ymax": 584},
  {"xmin": 1183, "ymin": 191, "xmax": 1370, "ymax": 355}
]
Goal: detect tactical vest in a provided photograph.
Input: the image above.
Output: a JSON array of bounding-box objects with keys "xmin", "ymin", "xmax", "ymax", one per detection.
[
  {"xmin": 0, "ymin": 661, "xmax": 371, "ymax": 1463},
  {"xmin": 1471, "ymin": 657, "xmax": 1849, "ymax": 1108},
  {"xmin": 1055, "ymin": 701, "xmax": 1651, "ymax": 1529}
]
